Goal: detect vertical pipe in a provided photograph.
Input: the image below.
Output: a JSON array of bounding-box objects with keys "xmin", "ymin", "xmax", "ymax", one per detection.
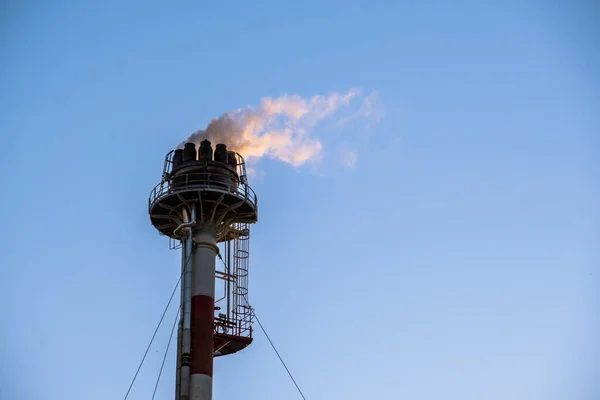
[
  {"xmin": 190, "ymin": 224, "xmax": 217, "ymax": 400},
  {"xmin": 175, "ymin": 239, "xmax": 187, "ymax": 400},
  {"xmin": 180, "ymin": 206, "xmax": 196, "ymax": 400},
  {"xmin": 176, "ymin": 319, "xmax": 183, "ymax": 399},
  {"xmin": 226, "ymin": 238, "xmax": 231, "ymax": 320}
]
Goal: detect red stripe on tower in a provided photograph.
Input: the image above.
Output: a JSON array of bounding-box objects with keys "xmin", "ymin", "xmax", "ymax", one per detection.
[{"xmin": 190, "ymin": 295, "xmax": 214, "ymax": 377}]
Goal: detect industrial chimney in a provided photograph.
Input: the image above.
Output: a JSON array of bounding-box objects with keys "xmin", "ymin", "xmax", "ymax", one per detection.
[{"xmin": 148, "ymin": 140, "xmax": 258, "ymax": 400}]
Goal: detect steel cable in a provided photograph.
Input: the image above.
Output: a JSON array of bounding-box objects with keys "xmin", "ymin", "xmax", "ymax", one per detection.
[
  {"xmin": 152, "ymin": 307, "xmax": 180, "ymax": 399},
  {"xmin": 218, "ymin": 255, "xmax": 307, "ymax": 399},
  {"xmin": 123, "ymin": 252, "xmax": 191, "ymax": 400}
]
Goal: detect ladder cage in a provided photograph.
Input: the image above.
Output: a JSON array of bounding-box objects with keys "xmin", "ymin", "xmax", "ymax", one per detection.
[{"xmin": 214, "ymin": 222, "xmax": 253, "ymax": 340}]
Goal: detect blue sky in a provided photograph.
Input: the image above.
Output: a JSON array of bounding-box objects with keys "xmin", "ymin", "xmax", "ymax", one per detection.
[{"xmin": 1, "ymin": 1, "xmax": 598, "ymax": 399}]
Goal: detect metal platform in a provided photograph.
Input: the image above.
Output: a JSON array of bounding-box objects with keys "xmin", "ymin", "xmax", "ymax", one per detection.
[
  {"xmin": 214, "ymin": 333, "xmax": 253, "ymax": 357},
  {"xmin": 149, "ymin": 171, "xmax": 258, "ymax": 240}
]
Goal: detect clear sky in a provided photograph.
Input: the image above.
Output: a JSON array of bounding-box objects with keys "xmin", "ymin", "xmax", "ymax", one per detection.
[{"xmin": 1, "ymin": 1, "xmax": 598, "ymax": 399}]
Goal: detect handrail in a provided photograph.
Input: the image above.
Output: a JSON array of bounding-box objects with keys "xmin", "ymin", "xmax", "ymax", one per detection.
[{"xmin": 148, "ymin": 171, "xmax": 258, "ymax": 213}]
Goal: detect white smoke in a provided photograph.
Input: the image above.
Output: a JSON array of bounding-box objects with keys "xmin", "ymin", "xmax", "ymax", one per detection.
[{"xmin": 180, "ymin": 89, "xmax": 362, "ymax": 167}]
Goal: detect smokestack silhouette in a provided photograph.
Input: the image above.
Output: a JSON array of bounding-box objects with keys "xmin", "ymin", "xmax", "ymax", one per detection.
[{"xmin": 180, "ymin": 89, "xmax": 360, "ymax": 167}]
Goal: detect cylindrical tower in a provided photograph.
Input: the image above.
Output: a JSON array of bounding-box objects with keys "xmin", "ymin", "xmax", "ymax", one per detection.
[{"xmin": 148, "ymin": 139, "xmax": 258, "ymax": 400}]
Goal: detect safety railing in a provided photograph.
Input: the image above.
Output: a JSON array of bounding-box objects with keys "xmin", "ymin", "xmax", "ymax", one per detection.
[
  {"xmin": 162, "ymin": 149, "xmax": 249, "ymax": 182},
  {"xmin": 148, "ymin": 171, "xmax": 258, "ymax": 213}
]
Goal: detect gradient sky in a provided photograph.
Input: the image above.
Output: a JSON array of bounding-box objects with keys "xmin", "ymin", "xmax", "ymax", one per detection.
[{"xmin": 1, "ymin": 1, "xmax": 598, "ymax": 399}]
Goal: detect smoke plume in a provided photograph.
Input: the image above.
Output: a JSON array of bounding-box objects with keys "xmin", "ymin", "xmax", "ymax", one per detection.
[{"xmin": 180, "ymin": 89, "xmax": 361, "ymax": 167}]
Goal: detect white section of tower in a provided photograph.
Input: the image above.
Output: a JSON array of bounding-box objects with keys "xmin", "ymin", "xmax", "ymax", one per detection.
[
  {"xmin": 190, "ymin": 374, "xmax": 213, "ymax": 400},
  {"xmin": 191, "ymin": 226, "xmax": 217, "ymax": 299},
  {"xmin": 190, "ymin": 224, "xmax": 218, "ymax": 400}
]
